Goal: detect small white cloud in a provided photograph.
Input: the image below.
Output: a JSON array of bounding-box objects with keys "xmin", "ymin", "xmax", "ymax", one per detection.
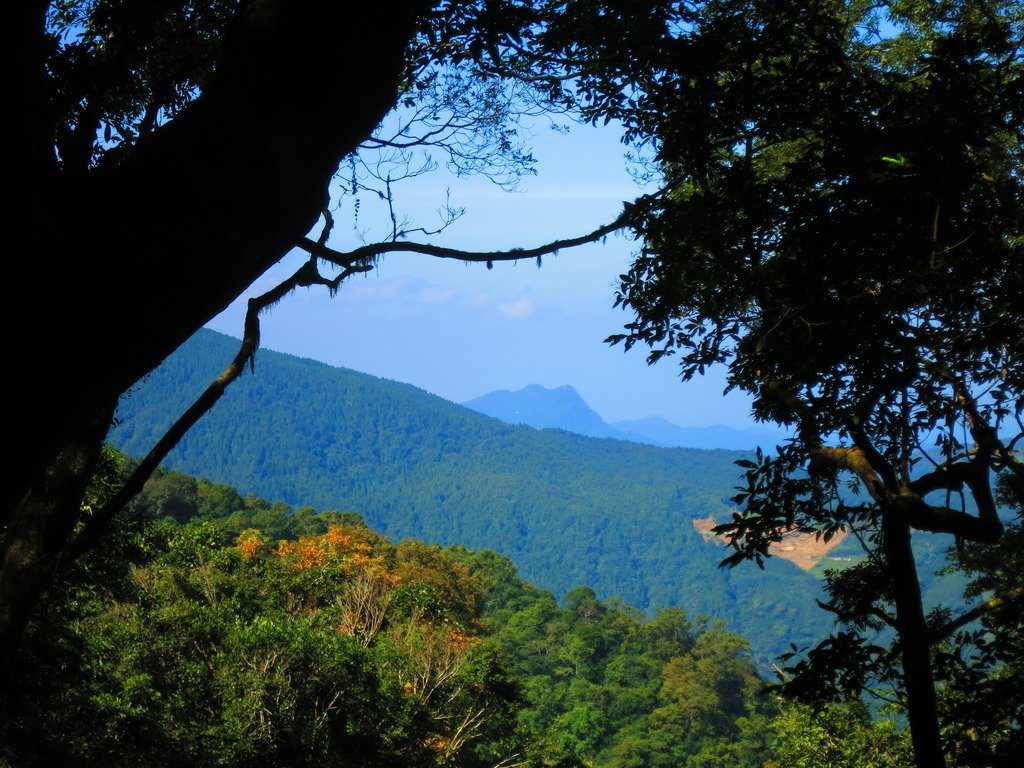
[
  {"xmin": 497, "ymin": 295, "xmax": 535, "ymax": 319},
  {"xmin": 347, "ymin": 277, "xmax": 411, "ymax": 301},
  {"xmin": 417, "ymin": 286, "xmax": 457, "ymax": 304}
]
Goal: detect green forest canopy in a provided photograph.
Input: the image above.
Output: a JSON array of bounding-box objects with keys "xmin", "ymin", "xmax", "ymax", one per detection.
[
  {"xmin": 113, "ymin": 329, "xmax": 832, "ymax": 661},
  {"xmin": 4, "ymin": 455, "xmax": 921, "ymax": 768},
  {"xmin": 113, "ymin": 330, "xmax": 977, "ymax": 666}
]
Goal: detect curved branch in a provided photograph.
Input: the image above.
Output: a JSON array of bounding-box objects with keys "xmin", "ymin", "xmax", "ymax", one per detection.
[
  {"xmin": 928, "ymin": 586, "xmax": 1024, "ymax": 644},
  {"xmin": 64, "ymin": 198, "xmax": 650, "ymax": 563},
  {"xmin": 890, "ymin": 587, "xmax": 1024, "ymax": 658},
  {"xmin": 808, "ymin": 446, "xmax": 887, "ymax": 500},
  {"xmin": 910, "ymin": 462, "xmax": 973, "ymax": 496},
  {"xmin": 889, "ymin": 495, "xmax": 1003, "ymax": 543},
  {"xmin": 62, "ymin": 257, "xmax": 371, "ymax": 563},
  {"xmin": 63, "ymin": 200, "xmax": 643, "ymax": 560},
  {"xmin": 298, "ymin": 199, "xmax": 645, "ymax": 268},
  {"xmin": 849, "ymin": 428, "xmax": 900, "ymax": 493}
]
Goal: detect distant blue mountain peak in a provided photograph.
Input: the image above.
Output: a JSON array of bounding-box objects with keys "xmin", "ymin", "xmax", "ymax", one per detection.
[{"xmin": 463, "ymin": 384, "xmax": 787, "ymax": 450}]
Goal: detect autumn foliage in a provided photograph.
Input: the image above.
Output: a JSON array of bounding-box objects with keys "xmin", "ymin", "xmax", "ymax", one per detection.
[
  {"xmin": 272, "ymin": 525, "xmax": 379, "ymax": 573},
  {"xmin": 226, "ymin": 524, "xmax": 503, "ymax": 764}
]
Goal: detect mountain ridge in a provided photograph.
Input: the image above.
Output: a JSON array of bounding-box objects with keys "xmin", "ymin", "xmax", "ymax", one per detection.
[
  {"xmin": 462, "ymin": 383, "xmax": 622, "ymax": 438},
  {"xmin": 462, "ymin": 383, "xmax": 788, "ymax": 450},
  {"xmin": 112, "ymin": 328, "xmax": 831, "ymax": 660}
]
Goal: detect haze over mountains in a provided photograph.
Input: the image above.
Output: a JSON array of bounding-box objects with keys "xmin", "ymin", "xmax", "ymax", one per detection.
[
  {"xmin": 113, "ymin": 329, "xmax": 830, "ymax": 661},
  {"xmin": 462, "ymin": 384, "xmax": 789, "ymax": 450}
]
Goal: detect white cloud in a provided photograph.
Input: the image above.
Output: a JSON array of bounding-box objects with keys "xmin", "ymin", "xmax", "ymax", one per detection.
[
  {"xmin": 497, "ymin": 295, "xmax": 535, "ymax": 320},
  {"xmin": 346, "ymin": 277, "xmax": 411, "ymax": 302},
  {"xmin": 416, "ymin": 286, "xmax": 457, "ymax": 304}
]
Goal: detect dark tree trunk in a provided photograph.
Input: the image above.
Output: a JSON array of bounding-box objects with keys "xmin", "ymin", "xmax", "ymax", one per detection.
[
  {"xmin": 0, "ymin": 404, "xmax": 115, "ymax": 671},
  {"xmin": 883, "ymin": 511, "xmax": 946, "ymax": 768},
  {"xmin": 2, "ymin": 0, "xmax": 433, "ymax": 655}
]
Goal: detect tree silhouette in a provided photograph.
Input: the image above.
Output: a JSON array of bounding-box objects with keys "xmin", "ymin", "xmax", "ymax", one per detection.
[
  {"xmin": 570, "ymin": 1, "xmax": 1023, "ymax": 764},
  {"xmin": 3, "ymin": 0, "xmax": 637, "ymax": 658}
]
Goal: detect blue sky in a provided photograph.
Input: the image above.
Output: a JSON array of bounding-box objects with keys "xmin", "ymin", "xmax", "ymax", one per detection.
[{"xmin": 207, "ymin": 120, "xmax": 761, "ymax": 429}]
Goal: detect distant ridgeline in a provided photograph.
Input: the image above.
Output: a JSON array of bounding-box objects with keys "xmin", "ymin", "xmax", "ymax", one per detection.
[
  {"xmin": 115, "ymin": 329, "xmax": 832, "ymax": 660},
  {"xmin": 462, "ymin": 383, "xmax": 789, "ymax": 450}
]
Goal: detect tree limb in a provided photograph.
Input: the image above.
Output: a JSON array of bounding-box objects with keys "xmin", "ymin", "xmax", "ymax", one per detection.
[
  {"xmin": 927, "ymin": 587, "xmax": 1024, "ymax": 644},
  {"xmin": 808, "ymin": 446, "xmax": 886, "ymax": 500},
  {"xmin": 887, "ymin": 495, "xmax": 1002, "ymax": 543},
  {"xmin": 9, "ymin": 0, "xmax": 431, "ymax": 521},
  {"xmin": 63, "ymin": 199, "xmax": 641, "ymax": 560},
  {"xmin": 298, "ymin": 200, "xmax": 643, "ymax": 268},
  {"xmin": 909, "ymin": 462, "xmax": 973, "ymax": 496},
  {"xmin": 62, "ymin": 257, "xmax": 371, "ymax": 564},
  {"xmin": 848, "ymin": 428, "xmax": 900, "ymax": 493}
]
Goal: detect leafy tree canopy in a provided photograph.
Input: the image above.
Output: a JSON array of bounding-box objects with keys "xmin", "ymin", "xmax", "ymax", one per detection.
[
  {"xmin": 5, "ymin": 453, "xmax": 784, "ymax": 767},
  {"xmin": 543, "ymin": 1, "xmax": 1024, "ymax": 765}
]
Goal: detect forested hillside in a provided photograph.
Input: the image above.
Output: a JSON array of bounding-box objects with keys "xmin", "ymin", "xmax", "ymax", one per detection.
[
  {"xmin": 113, "ymin": 330, "xmax": 830, "ymax": 660},
  {"xmin": 13, "ymin": 454, "xmax": 1007, "ymax": 767},
  {"xmin": 7, "ymin": 456, "xmax": 798, "ymax": 767}
]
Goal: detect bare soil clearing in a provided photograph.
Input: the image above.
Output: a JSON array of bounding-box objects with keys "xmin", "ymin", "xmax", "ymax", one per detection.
[{"xmin": 693, "ymin": 516, "xmax": 850, "ymax": 571}]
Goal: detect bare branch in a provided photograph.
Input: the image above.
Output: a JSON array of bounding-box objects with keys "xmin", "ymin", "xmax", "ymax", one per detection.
[
  {"xmin": 64, "ymin": 196, "xmax": 648, "ymax": 564},
  {"xmin": 63, "ymin": 258, "xmax": 371, "ymax": 563},
  {"xmin": 888, "ymin": 495, "xmax": 1002, "ymax": 543},
  {"xmin": 298, "ymin": 200, "xmax": 642, "ymax": 269}
]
